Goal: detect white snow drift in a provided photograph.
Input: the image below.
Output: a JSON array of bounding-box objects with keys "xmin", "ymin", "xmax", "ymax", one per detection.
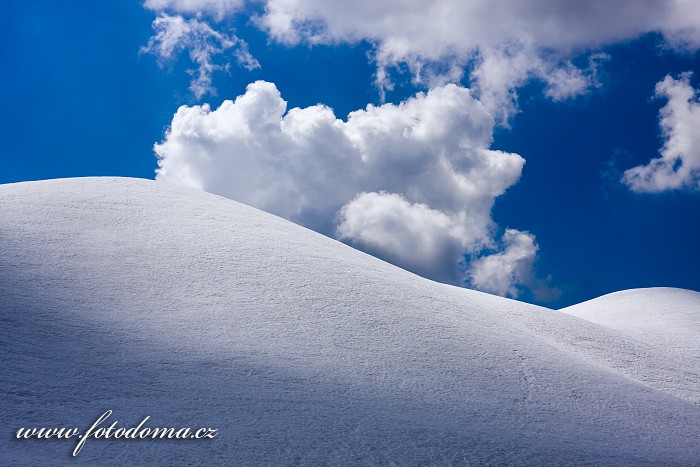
[{"xmin": 1, "ymin": 177, "xmax": 699, "ymax": 465}]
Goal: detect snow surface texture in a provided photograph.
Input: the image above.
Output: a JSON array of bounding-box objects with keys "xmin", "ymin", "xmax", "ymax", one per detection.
[{"xmin": 1, "ymin": 177, "xmax": 699, "ymax": 465}]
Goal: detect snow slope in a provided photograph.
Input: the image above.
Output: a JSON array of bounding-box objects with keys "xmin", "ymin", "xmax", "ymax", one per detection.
[
  {"xmin": 561, "ymin": 288, "xmax": 700, "ymax": 401},
  {"xmin": 1, "ymin": 177, "xmax": 699, "ymax": 465}
]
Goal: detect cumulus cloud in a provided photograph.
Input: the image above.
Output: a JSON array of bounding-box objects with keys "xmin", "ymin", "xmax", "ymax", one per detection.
[
  {"xmin": 623, "ymin": 73, "xmax": 700, "ymax": 192},
  {"xmin": 155, "ymin": 81, "xmax": 535, "ymax": 289},
  {"xmin": 468, "ymin": 229, "xmax": 539, "ymax": 298},
  {"xmin": 337, "ymin": 193, "xmax": 470, "ymax": 284},
  {"xmin": 141, "ymin": 14, "xmax": 259, "ymax": 99}
]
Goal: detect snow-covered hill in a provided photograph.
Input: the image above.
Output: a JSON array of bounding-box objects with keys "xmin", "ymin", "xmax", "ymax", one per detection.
[
  {"xmin": 1, "ymin": 177, "xmax": 699, "ymax": 465},
  {"xmin": 561, "ymin": 287, "xmax": 700, "ymax": 340}
]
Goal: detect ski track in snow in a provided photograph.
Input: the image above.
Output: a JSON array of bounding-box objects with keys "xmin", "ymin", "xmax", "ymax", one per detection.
[{"xmin": 1, "ymin": 177, "xmax": 699, "ymax": 465}]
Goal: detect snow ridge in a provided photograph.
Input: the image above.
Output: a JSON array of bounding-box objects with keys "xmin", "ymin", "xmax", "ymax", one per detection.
[{"xmin": 1, "ymin": 177, "xmax": 699, "ymax": 465}]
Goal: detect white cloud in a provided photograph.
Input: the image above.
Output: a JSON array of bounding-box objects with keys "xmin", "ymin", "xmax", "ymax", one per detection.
[
  {"xmin": 659, "ymin": 0, "xmax": 700, "ymax": 51},
  {"xmin": 337, "ymin": 193, "xmax": 470, "ymax": 284},
  {"xmin": 141, "ymin": 14, "xmax": 259, "ymax": 99},
  {"xmin": 254, "ymin": 0, "xmax": 700, "ymax": 112},
  {"xmin": 623, "ymin": 73, "xmax": 700, "ymax": 193},
  {"xmin": 155, "ymin": 81, "xmax": 536, "ymax": 290},
  {"xmin": 469, "ymin": 46, "xmax": 608, "ymax": 122},
  {"xmin": 144, "ymin": 1, "xmax": 700, "ymax": 117},
  {"xmin": 468, "ymin": 229, "xmax": 539, "ymax": 298},
  {"xmin": 144, "ymin": 0, "xmax": 245, "ymax": 19}
]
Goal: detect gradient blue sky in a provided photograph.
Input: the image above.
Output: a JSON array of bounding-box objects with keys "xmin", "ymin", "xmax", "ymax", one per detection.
[{"xmin": 2, "ymin": 1, "xmax": 699, "ymax": 307}]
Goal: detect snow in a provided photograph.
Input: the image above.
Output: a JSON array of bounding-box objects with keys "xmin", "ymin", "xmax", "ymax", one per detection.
[
  {"xmin": 561, "ymin": 287, "xmax": 700, "ymax": 402},
  {"xmin": 561, "ymin": 287, "xmax": 700, "ymax": 342},
  {"xmin": 1, "ymin": 177, "xmax": 699, "ymax": 465}
]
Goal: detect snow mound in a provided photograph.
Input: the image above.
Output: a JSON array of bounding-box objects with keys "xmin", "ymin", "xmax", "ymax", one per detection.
[
  {"xmin": 561, "ymin": 287, "xmax": 700, "ymax": 377},
  {"xmin": 561, "ymin": 287, "xmax": 700, "ymax": 335},
  {"xmin": 1, "ymin": 177, "xmax": 699, "ymax": 465}
]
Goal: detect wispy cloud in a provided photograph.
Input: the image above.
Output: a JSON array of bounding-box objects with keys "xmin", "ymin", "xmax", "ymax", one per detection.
[
  {"xmin": 141, "ymin": 14, "xmax": 259, "ymax": 99},
  {"xmin": 623, "ymin": 73, "xmax": 700, "ymax": 192}
]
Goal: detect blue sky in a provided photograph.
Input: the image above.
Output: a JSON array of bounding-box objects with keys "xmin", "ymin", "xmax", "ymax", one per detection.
[{"xmin": 2, "ymin": 1, "xmax": 699, "ymax": 307}]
